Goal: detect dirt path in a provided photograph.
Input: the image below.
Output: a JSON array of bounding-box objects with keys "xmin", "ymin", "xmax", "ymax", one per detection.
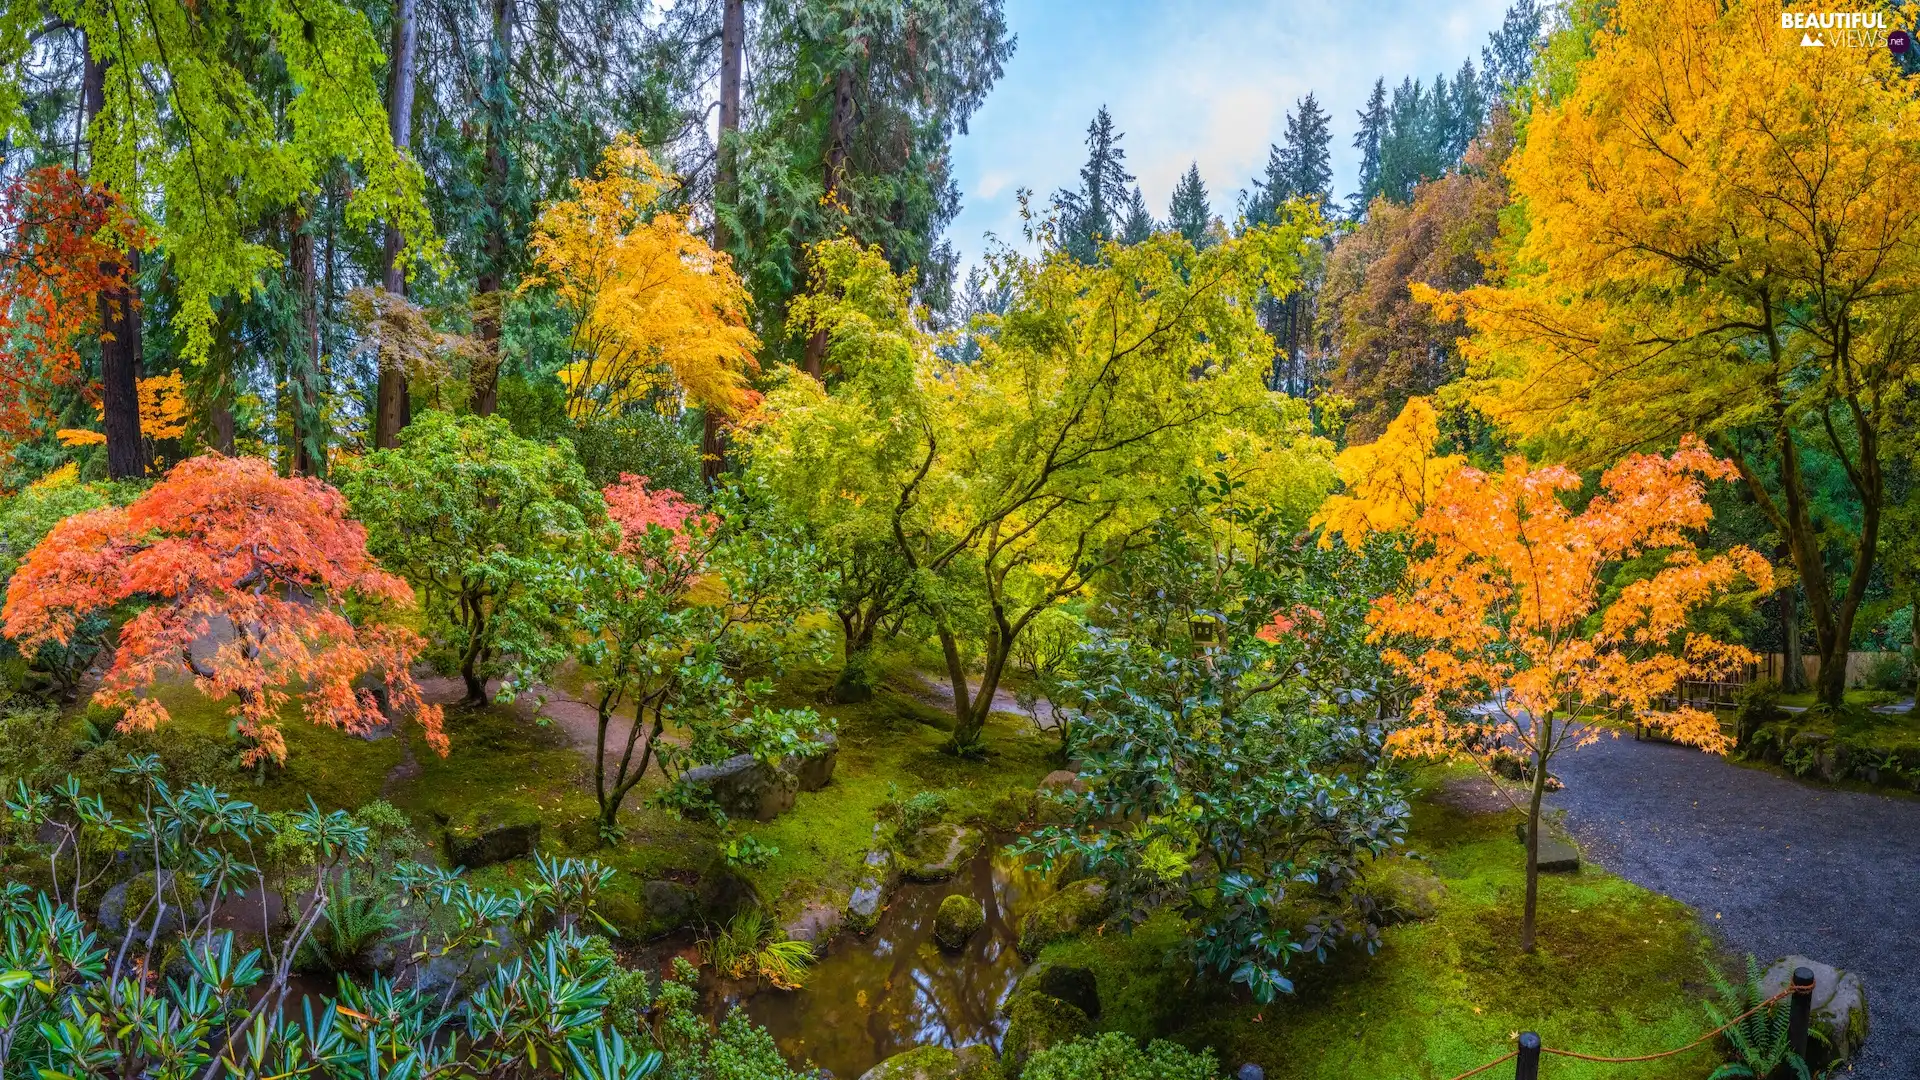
[
  {"xmin": 1545, "ymin": 729, "xmax": 1920, "ymax": 1077},
  {"xmin": 412, "ymin": 672, "xmax": 640, "ymax": 763},
  {"xmin": 910, "ymin": 671, "xmax": 1060, "ymax": 730}
]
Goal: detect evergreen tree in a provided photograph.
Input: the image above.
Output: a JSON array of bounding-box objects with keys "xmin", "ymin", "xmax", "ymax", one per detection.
[
  {"xmin": 1120, "ymin": 185, "xmax": 1156, "ymax": 245},
  {"xmin": 1377, "ymin": 76, "xmax": 1433, "ymax": 204},
  {"xmin": 1167, "ymin": 163, "xmax": 1213, "ymax": 247},
  {"xmin": 1278, "ymin": 92, "xmax": 1333, "ymax": 208},
  {"xmin": 1447, "ymin": 60, "xmax": 1487, "ymax": 165},
  {"xmin": 1054, "ymin": 105, "xmax": 1136, "ymax": 262},
  {"xmin": 1349, "ymin": 78, "xmax": 1389, "ymax": 217},
  {"xmin": 1481, "ymin": 0, "xmax": 1545, "ymax": 98}
]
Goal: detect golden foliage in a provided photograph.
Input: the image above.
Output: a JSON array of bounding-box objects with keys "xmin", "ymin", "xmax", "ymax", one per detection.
[
  {"xmin": 1311, "ymin": 396, "xmax": 1463, "ymax": 547},
  {"xmin": 527, "ymin": 135, "xmax": 759, "ymax": 423},
  {"xmin": 56, "ymin": 372, "xmax": 190, "ymax": 449}
]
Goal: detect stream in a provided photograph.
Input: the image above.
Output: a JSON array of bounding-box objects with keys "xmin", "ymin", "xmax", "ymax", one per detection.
[{"xmin": 734, "ymin": 842, "xmax": 1053, "ymax": 1078}]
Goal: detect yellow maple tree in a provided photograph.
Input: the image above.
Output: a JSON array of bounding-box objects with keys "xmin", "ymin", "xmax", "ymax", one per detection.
[
  {"xmin": 57, "ymin": 372, "xmax": 189, "ymax": 450},
  {"xmin": 1311, "ymin": 396, "xmax": 1463, "ymax": 547},
  {"xmin": 526, "ymin": 134, "xmax": 759, "ymax": 424}
]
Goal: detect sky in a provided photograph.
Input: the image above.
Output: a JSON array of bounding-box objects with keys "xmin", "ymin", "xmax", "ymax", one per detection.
[{"xmin": 944, "ymin": 0, "xmax": 1517, "ymax": 269}]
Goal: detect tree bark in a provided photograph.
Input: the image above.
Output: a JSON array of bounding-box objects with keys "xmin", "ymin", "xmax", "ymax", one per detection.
[
  {"xmin": 702, "ymin": 0, "xmax": 745, "ymax": 487},
  {"xmin": 83, "ymin": 43, "xmax": 144, "ymax": 480},
  {"xmin": 470, "ymin": 0, "xmax": 514, "ymax": 417},
  {"xmin": 1520, "ymin": 713, "xmax": 1551, "ymax": 954},
  {"xmin": 375, "ymin": 0, "xmax": 419, "ymax": 449},
  {"xmin": 288, "ymin": 207, "xmax": 325, "ymax": 476},
  {"xmin": 802, "ymin": 64, "xmax": 856, "ymax": 379},
  {"xmin": 1779, "ymin": 577, "xmax": 1807, "ymax": 692}
]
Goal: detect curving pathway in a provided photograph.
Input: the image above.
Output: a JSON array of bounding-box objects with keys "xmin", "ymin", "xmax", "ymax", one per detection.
[{"xmin": 1546, "ymin": 730, "xmax": 1920, "ymax": 1078}]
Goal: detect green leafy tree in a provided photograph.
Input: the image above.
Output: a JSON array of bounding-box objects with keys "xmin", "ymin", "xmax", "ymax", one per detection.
[
  {"xmin": 339, "ymin": 411, "xmax": 602, "ymax": 704},
  {"xmin": 1166, "ymin": 163, "xmax": 1213, "ymax": 248}
]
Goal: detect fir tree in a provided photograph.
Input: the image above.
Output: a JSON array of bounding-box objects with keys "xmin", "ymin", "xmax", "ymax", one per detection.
[
  {"xmin": 1053, "ymin": 105, "xmax": 1135, "ymax": 262},
  {"xmin": 1448, "ymin": 59, "xmax": 1487, "ymax": 165},
  {"xmin": 1481, "ymin": 0, "xmax": 1545, "ymax": 98},
  {"xmin": 1167, "ymin": 163, "xmax": 1213, "ymax": 247},
  {"xmin": 1120, "ymin": 184, "xmax": 1156, "ymax": 245},
  {"xmin": 1349, "ymin": 77, "xmax": 1389, "ymax": 217},
  {"xmin": 1278, "ymin": 92, "xmax": 1333, "ymax": 208}
]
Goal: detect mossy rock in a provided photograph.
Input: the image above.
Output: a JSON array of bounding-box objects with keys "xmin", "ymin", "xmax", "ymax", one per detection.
[
  {"xmin": 933, "ymin": 893, "xmax": 986, "ymax": 950},
  {"xmin": 1367, "ymin": 861, "xmax": 1446, "ymax": 924},
  {"xmin": 857, "ymin": 1043, "xmax": 997, "ymax": 1080},
  {"xmin": 1008, "ymin": 960, "xmax": 1100, "ymax": 1020},
  {"xmin": 899, "ymin": 823, "xmax": 984, "ymax": 882},
  {"xmin": 1017, "ymin": 877, "xmax": 1109, "ymax": 958},
  {"xmin": 1000, "ymin": 993, "xmax": 1091, "ymax": 1079},
  {"xmin": 442, "ymin": 803, "xmax": 541, "ymax": 869}
]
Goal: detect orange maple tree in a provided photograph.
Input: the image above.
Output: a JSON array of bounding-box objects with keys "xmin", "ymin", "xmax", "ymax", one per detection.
[
  {"xmin": 0, "ymin": 166, "xmax": 146, "ymax": 450},
  {"xmin": 1368, "ymin": 436, "xmax": 1772, "ymax": 952},
  {"xmin": 1, "ymin": 454, "xmax": 445, "ymax": 765}
]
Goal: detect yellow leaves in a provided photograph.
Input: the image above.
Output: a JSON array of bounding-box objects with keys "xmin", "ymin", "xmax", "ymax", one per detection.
[
  {"xmin": 529, "ymin": 134, "xmax": 759, "ymax": 423},
  {"xmin": 26, "ymin": 463, "xmax": 80, "ymax": 491},
  {"xmin": 1311, "ymin": 397, "xmax": 1463, "ymax": 547},
  {"xmin": 57, "ymin": 373, "xmax": 190, "ymax": 449}
]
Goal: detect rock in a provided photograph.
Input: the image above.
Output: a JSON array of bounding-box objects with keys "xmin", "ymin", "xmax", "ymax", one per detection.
[
  {"xmin": 641, "ymin": 879, "xmax": 697, "ymax": 927},
  {"xmin": 1370, "ymin": 862, "xmax": 1446, "ymax": 924},
  {"xmin": 856, "ymin": 1044, "xmax": 996, "ymax": 1080},
  {"xmin": 1000, "ymin": 994, "xmax": 1090, "ymax": 1078},
  {"xmin": 933, "ymin": 894, "xmax": 986, "ymax": 951},
  {"xmin": 1010, "ymin": 961, "xmax": 1100, "ymax": 1021},
  {"xmin": 786, "ymin": 734, "xmax": 839, "ymax": 793},
  {"xmin": 1761, "ymin": 956, "xmax": 1870, "ymax": 1066},
  {"xmin": 785, "ymin": 900, "xmax": 843, "ymax": 948},
  {"xmin": 1038, "ymin": 770, "xmax": 1084, "ymax": 795},
  {"xmin": 1017, "ymin": 878, "xmax": 1110, "ymax": 958},
  {"xmin": 900, "ymin": 823, "xmax": 984, "ymax": 882},
  {"xmin": 680, "ymin": 753, "xmax": 798, "ymax": 822},
  {"xmin": 99, "ymin": 870, "xmax": 203, "ymax": 940},
  {"xmin": 1236, "ymin": 1066, "xmax": 1266, "ymax": 1080},
  {"xmin": 1533, "ymin": 837, "xmax": 1580, "ymax": 873},
  {"xmin": 442, "ymin": 805, "xmax": 540, "ymax": 869},
  {"xmin": 847, "ymin": 878, "xmax": 886, "ymax": 932}
]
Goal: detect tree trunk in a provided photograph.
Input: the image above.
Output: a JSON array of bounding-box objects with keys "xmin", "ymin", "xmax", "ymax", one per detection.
[
  {"xmin": 470, "ymin": 0, "xmax": 514, "ymax": 417},
  {"xmin": 702, "ymin": 0, "xmax": 745, "ymax": 488},
  {"xmin": 83, "ymin": 44, "xmax": 144, "ymax": 480},
  {"xmin": 288, "ymin": 207, "xmax": 325, "ymax": 477},
  {"xmin": 1520, "ymin": 714, "xmax": 1551, "ymax": 954},
  {"xmin": 1780, "ymin": 580, "xmax": 1807, "ymax": 692},
  {"xmin": 802, "ymin": 63, "xmax": 856, "ymax": 379},
  {"xmin": 375, "ymin": 0, "xmax": 419, "ymax": 449}
]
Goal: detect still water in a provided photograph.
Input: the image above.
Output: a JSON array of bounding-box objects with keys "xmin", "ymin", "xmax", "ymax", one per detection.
[{"xmin": 736, "ymin": 844, "xmax": 1052, "ymax": 1078}]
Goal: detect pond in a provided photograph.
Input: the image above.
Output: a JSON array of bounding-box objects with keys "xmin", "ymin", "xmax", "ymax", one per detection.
[{"xmin": 734, "ymin": 841, "xmax": 1053, "ymax": 1078}]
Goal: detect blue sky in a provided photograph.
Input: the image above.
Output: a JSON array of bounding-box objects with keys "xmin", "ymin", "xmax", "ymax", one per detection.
[{"xmin": 944, "ymin": 0, "xmax": 1516, "ymax": 268}]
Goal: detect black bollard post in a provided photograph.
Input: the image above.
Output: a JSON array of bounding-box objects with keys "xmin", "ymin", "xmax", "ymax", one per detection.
[
  {"xmin": 1515, "ymin": 1032, "xmax": 1541, "ymax": 1080},
  {"xmin": 1787, "ymin": 966, "xmax": 1816, "ymax": 1065}
]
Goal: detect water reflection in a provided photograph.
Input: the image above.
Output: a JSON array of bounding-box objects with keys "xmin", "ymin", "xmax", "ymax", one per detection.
[{"xmin": 737, "ymin": 841, "xmax": 1051, "ymax": 1078}]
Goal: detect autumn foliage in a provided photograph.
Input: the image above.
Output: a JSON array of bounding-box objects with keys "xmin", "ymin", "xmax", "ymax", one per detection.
[
  {"xmin": 1, "ymin": 455, "xmax": 444, "ymax": 765},
  {"xmin": 1366, "ymin": 434, "xmax": 1771, "ymax": 949},
  {"xmin": 528, "ymin": 135, "xmax": 760, "ymax": 423},
  {"xmin": 0, "ymin": 165, "xmax": 146, "ymax": 450},
  {"xmin": 1312, "ymin": 396, "xmax": 1463, "ymax": 548}
]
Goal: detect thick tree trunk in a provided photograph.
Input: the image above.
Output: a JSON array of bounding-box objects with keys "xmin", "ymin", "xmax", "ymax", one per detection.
[
  {"xmin": 470, "ymin": 0, "xmax": 514, "ymax": 417},
  {"xmin": 83, "ymin": 44, "xmax": 144, "ymax": 480},
  {"xmin": 702, "ymin": 0, "xmax": 746, "ymax": 487},
  {"xmin": 375, "ymin": 0, "xmax": 418, "ymax": 449},
  {"xmin": 288, "ymin": 208, "xmax": 325, "ymax": 476},
  {"xmin": 1779, "ymin": 580, "xmax": 1807, "ymax": 692},
  {"xmin": 802, "ymin": 64, "xmax": 856, "ymax": 379}
]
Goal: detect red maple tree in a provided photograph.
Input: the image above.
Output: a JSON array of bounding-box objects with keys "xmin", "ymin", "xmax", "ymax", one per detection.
[
  {"xmin": 2, "ymin": 455, "xmax": 445, "ymax": 764},
  {"xmin": 0, "ymin": 165, "xmax": 145, "ymax": 450}
]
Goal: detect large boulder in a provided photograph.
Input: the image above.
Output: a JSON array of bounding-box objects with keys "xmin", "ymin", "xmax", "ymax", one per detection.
[
  {"xmin": 641, "ymin": 879, "xmax": 698, "ymax": 928},
  {"xmin": 933, "ymin": 894, "xmax": 985, "ymax": 951},
  {"xmin": 786, "ymin": 734, "xmax": 839, "ymax": 793},
  {"xmin": 680, "ymin": 754, "xmax": 798, "ymax": 822},
  {"xmin": 847, "ymin": 849, "xmax": 894, "ymax": 932},
  {"xmin": 443, "ymin": 805, "xmax": 540, "ymax": 869},
  {"xmin": 857, "ymin": 1044, "xmax": 996, "ymax": 1080},
  {"xmin": 1017, "ymin": 878, "xmax": 1109, "ymax": 958},
  {"xmin": 900, "ymin": 823, "xmax": 984, "ymax": 882},
  {"xmin": 1008, "ymin": 961, "xmax": 1100, "ymax": 1021},
  {"xmin": 99, "ymin": 870, "xmax": 205, "ymax": 941},
  {"xmin": 1761, "ymin": 956, "xmax": 1870, "ymax": 1067},
  {"xmin": 999, "ymin": 994, "xmax": 1090, "ymax": 1078}
]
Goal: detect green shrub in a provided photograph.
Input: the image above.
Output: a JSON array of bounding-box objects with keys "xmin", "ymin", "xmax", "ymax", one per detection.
[
  {"xmin": 1022, "ymin": 1032, "xmax": 1218, "ymax": 1080},
  {"xmin": 1862, "ymin": 652, "xmax": 1912, "ymax": 693}
]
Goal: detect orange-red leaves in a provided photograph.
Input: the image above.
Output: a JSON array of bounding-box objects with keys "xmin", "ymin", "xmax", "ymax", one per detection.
[{"xmin": 2, "ymin": 455, "xmax": 443, "ymax": 765}]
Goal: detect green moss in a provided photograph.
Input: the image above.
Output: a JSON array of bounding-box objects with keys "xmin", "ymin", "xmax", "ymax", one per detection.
[
  {"xmin": 1033, "ymin": 763, "xmax": 1725, "ymax": 1080},
  {"xmin": 934, "ymin": 893, "xmax": 986, "ymax": 949},
  {"xmin": 1001, "ymin": 992, "xmax": 1093, "ymax": 1078},
  {"xmin": 1019, "ymin": 877, "xmax": 1110, "ymax": 958}
]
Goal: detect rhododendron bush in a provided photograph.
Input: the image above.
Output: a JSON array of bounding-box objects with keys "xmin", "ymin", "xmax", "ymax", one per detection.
[
  {"xmin": 1, "ymin": 455, "xmax": 444, "ymax": 765},
  {"xmin": 1367, "ymin": 434, "xmax": 1773, "ymax": 951}
]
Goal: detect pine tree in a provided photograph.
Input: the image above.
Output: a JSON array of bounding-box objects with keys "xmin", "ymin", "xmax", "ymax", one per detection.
[
  {"xmin": 1278, "ymin": 92, "xmax": 1333, "ymax": 208},
  {"xmin": 1054, "ymin": 105, "xmax": 1135, "ymax": 263},
  {"xmin": 1481, "ymin": 0, "xmax": 1545, "ymax": 98},
  {"xmin": 1349, "ymin": 78, "xmax": 1388, "ymax": 217},
  {"xmin": 1377, "ymin": 76, "xmax": 1431, "ymax": 203},
  {"xmin": 1120, "ymin": 185, "xmax": 1156, "ymax": 245},
  {"xmin": 1167, "ymin": 164, "xmax": 1213, "ymax": 247},
  {"xmin": 1447, "ymin": 59, "xmax": 1486, "ymax": 165}
]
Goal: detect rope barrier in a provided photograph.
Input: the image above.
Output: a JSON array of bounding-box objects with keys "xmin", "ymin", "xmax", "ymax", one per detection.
[{"xmin": 1435, "ymin": 988, "xmax": 1794, "ymax": 1080}]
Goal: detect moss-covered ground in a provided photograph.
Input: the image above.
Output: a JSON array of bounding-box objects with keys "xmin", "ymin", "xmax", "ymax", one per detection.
[{"xmin": 1036, "ymin": 764, "xmax": 1726, "ymax": 1080}]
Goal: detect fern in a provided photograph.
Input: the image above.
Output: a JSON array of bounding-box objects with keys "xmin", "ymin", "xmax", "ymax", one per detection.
[{"xmin": 1704, "ymin": 956, "xmax": 1810, "ymax": 1080}]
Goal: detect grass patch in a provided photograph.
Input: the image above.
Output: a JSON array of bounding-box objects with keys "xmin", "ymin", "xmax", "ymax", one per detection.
[{"xmin": 1038, "ymin": 764, "xmax": 1725, "ymax": 1079}]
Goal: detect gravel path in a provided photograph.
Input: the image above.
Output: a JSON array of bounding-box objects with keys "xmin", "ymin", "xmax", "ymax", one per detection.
[{"xmin": 1547, "ymin": 730, "xmax": 1920, "ymax": 1078}]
